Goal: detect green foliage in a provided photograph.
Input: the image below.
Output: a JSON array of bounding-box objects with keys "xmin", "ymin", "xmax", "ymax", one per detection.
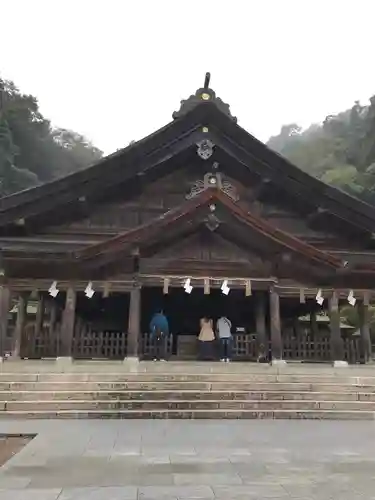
[
  {"xmin": 341, "ymin": 304, "xmax": 375, "ymax": 340},
  {"xmin": 0, "ymin": 77, "xmax": 103, "ymax": 196},
  {"xmin": 267, "ymin": 96, "xmax": 375, "ymax": 202}
]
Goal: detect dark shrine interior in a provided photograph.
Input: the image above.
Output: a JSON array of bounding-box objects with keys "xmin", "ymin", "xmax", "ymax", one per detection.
[
  {"xmin": 141, "ymin": 287, "xmax": 258, "ymax": 335},
  {"xmin": 72, "ymin": 287, "xmax": 319, "ymax": 335},
  {"xmin": 75, "ymin": 292, "xmax": 130, "ymax": 331}
]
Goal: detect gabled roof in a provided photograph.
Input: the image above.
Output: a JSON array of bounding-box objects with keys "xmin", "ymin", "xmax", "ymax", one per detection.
[
  {"xmin": 0, "ymin": 76, "xmax": 374, "ymax": 234},
  {"xmin": 76, "ymin": 188, "xmax": 343, "ymax": 269}
]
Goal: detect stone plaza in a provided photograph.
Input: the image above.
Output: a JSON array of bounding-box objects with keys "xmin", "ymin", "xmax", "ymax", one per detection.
[{"xmin": 0, "ymin": 419, "xmax": 374, "ymax": 499}]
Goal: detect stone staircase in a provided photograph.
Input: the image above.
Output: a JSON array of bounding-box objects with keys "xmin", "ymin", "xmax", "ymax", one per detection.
[{"xmin": 0, "ymin": 362, "xmax": 375, "ymax": 419}]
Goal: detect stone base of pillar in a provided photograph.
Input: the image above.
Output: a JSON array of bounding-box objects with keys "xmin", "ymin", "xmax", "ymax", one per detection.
[
  {"xmin": 271, "ymin": 359, "xmax": 287, "ymax": 366},
  {"xmin": 8, "ymin": 355, "xmax": 21, "ymax": 361},
  {"xmin": 0, "ymin": 353, "xmax": 13, "ymax": 363},
  {"xmin": 55, "ymin": 356, "xmax": 73, "ymax": 365},
  {"xmin": 123, "ymin": 356, "xmax": 140, "ymax": 373},
  {"xmin": 333, "ymin": 360, "xmax": 349, "ymax": 368}
]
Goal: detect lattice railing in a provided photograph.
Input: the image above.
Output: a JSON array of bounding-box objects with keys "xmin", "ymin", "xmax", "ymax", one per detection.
[
  {"xmin": 232, "ymin": 334, "xmax": 264, "ymax": 360},
  {"xmin": 72, "ymin": 328, "xmax": 128, "ymax": 359},
  {"xmin": 21, "ymin": 324, "xmax": 61, "ymax": 359},
  {"xmin": 282, "ymin": 336, "xmax": 331, "ymax": 362},
  {"xmin": 140, "ymin": 333, "xmax": 173, "ymax": 359}
]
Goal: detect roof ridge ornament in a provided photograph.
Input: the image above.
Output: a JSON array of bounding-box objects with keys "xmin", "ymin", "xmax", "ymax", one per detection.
[
  {"xmin": 204, "ymin": 72, "xmax": 211, "ymax": 89},
  {"xmin": 172, "ymin": 73, "xmax": 237, "ymax": 122}
]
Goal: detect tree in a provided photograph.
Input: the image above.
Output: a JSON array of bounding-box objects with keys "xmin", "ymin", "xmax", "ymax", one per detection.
[
  {"xmin": 267, "ymin": 95, "xmax": 375, "ymax": 202},
  {"xmin": 0, "ymin": 76, "xmax": 103, "ymax": 196}
]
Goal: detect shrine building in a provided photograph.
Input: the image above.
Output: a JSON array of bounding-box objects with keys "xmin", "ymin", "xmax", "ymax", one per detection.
[{"xmin": 0, "ymin": 74, "xmax": 374, "ymax": 365}]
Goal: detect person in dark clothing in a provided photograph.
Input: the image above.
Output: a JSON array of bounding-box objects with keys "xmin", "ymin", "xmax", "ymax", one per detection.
[{"xmin": 149, "ymin": 310, "xmax": 169, "ymax": 361}]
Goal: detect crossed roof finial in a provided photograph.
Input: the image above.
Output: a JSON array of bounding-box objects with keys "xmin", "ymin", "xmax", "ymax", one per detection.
[{"xmin": 204, "ymin": 72, "xmax": 211, "ymax": 89}]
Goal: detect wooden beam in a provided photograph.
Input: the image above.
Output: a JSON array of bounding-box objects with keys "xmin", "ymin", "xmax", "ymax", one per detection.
[
  {"xmin": 48, "ymin": 300, "xmax": 58, "ymax": 339},
  {"xmin": 328, "ymin": 291, "xmax": 344, "ymax": 362},
  {"xmin": 249, "ymin": 178, "xmax": 272, "ymax": 202},
  {"xmin": 269, "ymin": 286, "xmax": 282, "ymax": 360},
  {"xmin": 307, "ymin": 207, "xmax": 328, "ymax": 225},
  {"xmin": 0, "ymin": 286, "xmax": 11, "ymax": 357},
  {"xmin": 255, "ymin": 292, "xmax": 267, "ymax": 361},
  {"xmin": 12, "ymin": 292, "xmax": 28, "ymax": 358},
  {"xmin": 34, "ymin": 293, "xmax": 45, "ymax": 338},
  {"xmin": 60, "ymin": 287, "xmax": 76, "ymax": 358},
  {"xmin": 127, "ymin": 286, "xmax": 141, "ymax": 358}
]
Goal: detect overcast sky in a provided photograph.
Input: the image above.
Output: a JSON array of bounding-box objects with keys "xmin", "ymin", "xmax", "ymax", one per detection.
[{"xmin": 2, "ymin": 0, "xmax": 375, "ymax": 154}]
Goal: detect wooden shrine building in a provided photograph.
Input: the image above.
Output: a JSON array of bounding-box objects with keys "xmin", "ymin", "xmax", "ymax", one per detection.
[{"xmin": 0, "ymin": 73, "xmax": 375, "ymax": 364}]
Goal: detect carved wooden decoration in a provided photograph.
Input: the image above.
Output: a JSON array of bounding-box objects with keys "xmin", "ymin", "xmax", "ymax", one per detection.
[
  {"xmin": 204, "ymin": 213, "xmax": 220, "ymax": 231},
  {"xmin": 186, "ymin": 172, "xmax": 239, "ymax": 202},
  {"xmin": 221, "ymin": 178, "xmax": 239, "ymax": 202},
  {"xmin": 196, "ymin": 139, "xmax": 214, "ymax": 160},
  {"xmin": 186, "ymin": 179, "xmax": 205, "ymax": 200}
]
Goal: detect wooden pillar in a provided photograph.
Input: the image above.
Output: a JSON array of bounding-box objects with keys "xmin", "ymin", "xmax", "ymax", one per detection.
[
  {"xmin": 48, "ymin": 300, "xmax": 58, "ymax": 357},
  {"xmin": 358, "ymin": 296, "xmax": 372, "ymax": 363},
  {"xmin": 49, "ymin": 300, "xmax": 58, "ymax": 337},
  {"xmin": 127, "ymin": 286, "xmax": 141, "ymax": 358},
  {"xmin": 0, "ymin": 286, "xmax": 11, "ymax": 358},
  {"xmin": 310, "ymin": 310, "xmax": 318, "ymax": 338},
  {"xmin": 255, "ymin": 292, "xmax": 267, "ymax": 360},
  {"xmin": 13, "ymin": 292, "xmax": 28, "ymax": 358},
  {"xmin": 35, "ymin": 293, "xmax": 45, "ymax": 337},
  {"xmin": 270, "ymin": 286, "xmax": 282, "ymax": 360},
  {"xmin": 60, "ymin": 287, "xmax": 76, "ymax": 358},
  {"xmin": 329, "ymin": 291, "xmax": 344, "ymax": 362}
]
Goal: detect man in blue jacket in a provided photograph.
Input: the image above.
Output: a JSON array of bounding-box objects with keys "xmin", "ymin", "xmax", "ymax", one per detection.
[{"xmin": 149, "ymin": 309, "xmax": 169, "ymax": 361}]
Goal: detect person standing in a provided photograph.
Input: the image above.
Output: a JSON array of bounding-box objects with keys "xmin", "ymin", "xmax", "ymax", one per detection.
[
  {"xmin": 198, "ymin": 316, "xmax": 215, "ymax": 360},
  {"xmin": 217, "ymin": 316, "xmax": 232, "ymax": 362},
  {"xmin": 149, "ymin": 309, "xmax": 169, "ymax": 361}
]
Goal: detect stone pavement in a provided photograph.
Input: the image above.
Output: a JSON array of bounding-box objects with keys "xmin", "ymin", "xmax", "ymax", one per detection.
[{"xmin": 0, "ymin": 420, "xmax": 375, "ymax": 499}]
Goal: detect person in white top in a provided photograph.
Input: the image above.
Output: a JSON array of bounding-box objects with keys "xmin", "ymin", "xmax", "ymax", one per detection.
[{"xmin": 216, "ymin": 316, "xmax": 232, "ymax": 362}]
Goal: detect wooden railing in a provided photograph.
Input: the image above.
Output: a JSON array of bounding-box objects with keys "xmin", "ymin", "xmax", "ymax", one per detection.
[
  {"xmin": 20, "ymin": 323, "xmax": 61, "ymax": 359},
  {"xmin": 232, "ymin": 334, "xmax": 262, "ymax": 360},
  {"xmin": 282, "ymin": 336, "xmax": 331, "ymax": 362},
  {"xmin": 72, "ymin": 328, "xmax": 128, "ymax": 359},
  {"xmin": 232, "ymin": 333, "xmax": 362, "ymax": 364},
  {"xmin": 9, "ymin": 324, "xmax": 365, "ymax": 364},
  {"xmin": 140, "ymin": 333, "xmax": 173, "ymax": 360}
]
